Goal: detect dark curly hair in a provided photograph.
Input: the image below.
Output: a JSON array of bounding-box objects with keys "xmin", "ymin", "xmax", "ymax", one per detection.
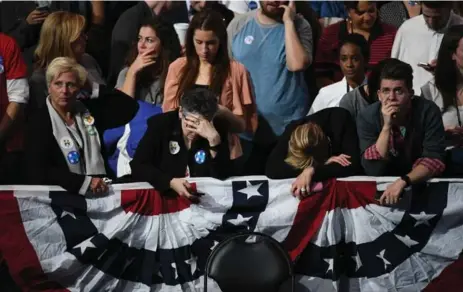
[
  {"xmin": 180, "ymin": 88, "xmax": 219, "ymax": 121},
  {"xmin": 339, "ymin": 33, "xmax": 370, "ymax": 62},
  {"xmin": 125, "ymin": 17, "xmax": 181, "ymax": 95}
]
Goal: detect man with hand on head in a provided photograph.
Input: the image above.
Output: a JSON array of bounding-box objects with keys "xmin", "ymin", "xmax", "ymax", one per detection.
[
  {"xmin": 357, "ymin": 60, "xmax": 446, "ymax": 205},
  {"xmin": 130, "ymin": 88, "xmax": 231, "ymax": 202}
]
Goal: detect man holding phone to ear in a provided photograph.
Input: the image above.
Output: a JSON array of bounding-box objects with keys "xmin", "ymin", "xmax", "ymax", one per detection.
[{"xmin": 357, "ymin": 60, "xmax": 446, "ymax": 205}]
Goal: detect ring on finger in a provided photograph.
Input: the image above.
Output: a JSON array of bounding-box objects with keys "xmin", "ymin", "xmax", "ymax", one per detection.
[{"xmin": 300, "ymin": 187, "xmax": 307, "ymax": 193}]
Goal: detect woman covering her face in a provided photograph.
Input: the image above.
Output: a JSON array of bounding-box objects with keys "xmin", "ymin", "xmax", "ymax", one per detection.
[
  {"xmin": 162, "ymin": 10, "xmax": 257, "ymax": 160},
  {"xmin": 25, "ymin": 57, "xmax": 138, "ymax": 195},
  {"xmin": 131, "ymin": 88, "xmax": 231, "ymax": 202},
  {"xmin": 266, "ymin": 107, "xmax": 362, "ymax": 199},
  {"xmin": 116, "ymin": 18, "xmax": 181, "ymax": 105}
]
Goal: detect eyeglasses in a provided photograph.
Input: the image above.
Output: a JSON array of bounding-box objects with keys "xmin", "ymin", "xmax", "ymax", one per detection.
[{"xmin": 379, "ymin": 88, "xmax": 407, "ymax": 98}]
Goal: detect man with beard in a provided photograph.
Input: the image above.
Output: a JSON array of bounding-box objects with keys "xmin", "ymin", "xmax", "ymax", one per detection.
[
  {"xmin": 357, "ymin": 60, "xmax": 446, "ymax": 205},
  {"xmin": 391, "ymin": 1, "xmax": 463, "ymax": 95},
  {"xmin": 227, "ymin": 1, "xmax": 312, "ymax": 175}
]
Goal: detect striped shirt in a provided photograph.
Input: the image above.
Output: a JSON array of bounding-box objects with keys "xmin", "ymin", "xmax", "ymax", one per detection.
[{"xmin": 315, "ymin": 20, "xmax": 397, "ymax": 83}]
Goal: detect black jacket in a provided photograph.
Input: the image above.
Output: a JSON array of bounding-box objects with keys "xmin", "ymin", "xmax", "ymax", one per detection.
[
  {"xmin": 130, "ymin": 110, "xmax": 231, "ymax": 192},
  {"xmin": 25, "ymin": 88, "xmax": 138, "ymax": 193},
  {"xmin": 266, "ymin": 107, "xmax": 362, "ymax": 180}
]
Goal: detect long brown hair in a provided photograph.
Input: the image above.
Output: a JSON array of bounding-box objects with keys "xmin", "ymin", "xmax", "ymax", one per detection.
[
  {"xmin": 35, "ymin": 11, "xmax": 86, "ymax": 69},
  {"xmin": 125, "ymin": 18, "xmax": 181, "ymax": 94},
  {"xmin": 175, "ymin": 10, "xmax": 231, "ymax": 101}
]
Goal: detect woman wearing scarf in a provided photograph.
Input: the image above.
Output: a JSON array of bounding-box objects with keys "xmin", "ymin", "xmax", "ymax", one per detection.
[{"xmin": 25, "ymin": 57, "xmax": 138, "ymax": 195}]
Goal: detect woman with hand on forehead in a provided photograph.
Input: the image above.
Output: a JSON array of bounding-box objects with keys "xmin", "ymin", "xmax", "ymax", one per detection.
[{"xmin": 131, "ymin": 88, "xmax": 231, "ymax": 202}]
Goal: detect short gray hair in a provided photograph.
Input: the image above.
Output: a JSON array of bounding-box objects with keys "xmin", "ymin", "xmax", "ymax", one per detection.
[{"xmin": 46, "ymin": 57, "xmax": 87, "ymax": 88}]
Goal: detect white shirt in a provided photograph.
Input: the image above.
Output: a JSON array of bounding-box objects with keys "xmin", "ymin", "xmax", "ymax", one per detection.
[
  {"xmin": 309, "ymin": 77, "xmax": 354, "ymax": 115},
  {"xmin": 421, "ymin": 79, "xmax": 463, "ymax": 129},
  {"xmin": 116, "ymin": 124, "xmax": 132, "ymax": 177},
  {"xmin": 391, "ymin": 13, "xmax": 463, "ymax": 95}
]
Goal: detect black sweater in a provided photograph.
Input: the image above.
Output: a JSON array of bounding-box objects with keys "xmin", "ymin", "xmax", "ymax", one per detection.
[
  {"xmin": 357, "ymin": 97, "xmax": 446, "ymax": 176},
  {"xmin": 265, "ymin": 107, "xmax": 362, "ymax": 180},
  {"xmin": 130, "ymin": 110, "xmax": 231, "ymax": 192}
]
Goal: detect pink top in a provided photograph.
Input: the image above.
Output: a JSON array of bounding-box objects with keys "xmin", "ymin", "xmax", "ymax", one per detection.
[{"xmin": 163, "ymin": 57, "xmax": 258, "ymax": 159}]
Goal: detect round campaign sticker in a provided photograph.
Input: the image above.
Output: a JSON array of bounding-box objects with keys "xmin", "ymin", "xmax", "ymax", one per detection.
[
  {"xmin": 244, "ymin": 35, "xmax": 254, "ymax": 45},
  {"xmin": 83, "ymin": 114, "xmax": 95, "ymax": 126},
  {"xmin": 169, "ymin": 141, "xmax": 180, "ymax": 155},
  {"xmin": 67, "ymin": 151, "xmax": 80, "ymax": 164},
  {"xmin": 248, "ymin": 0, "xmax": 258, "ymax": 10},
  {"xmin": 194, "ymin": 150, "xmax": 206, "ymax": 164},
  {"xmin": 60, "ymin": 137, "xmax": 74, "ymax": 149}
]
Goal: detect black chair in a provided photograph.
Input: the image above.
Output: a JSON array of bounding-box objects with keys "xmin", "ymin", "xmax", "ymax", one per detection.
[{"xmin": 204, "ymin": 232, "xmax": 295, "ymax": 292}]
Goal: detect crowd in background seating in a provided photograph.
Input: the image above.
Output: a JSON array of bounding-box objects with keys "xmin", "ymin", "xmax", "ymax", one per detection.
[{"xmin": 0, "ymin": 1, "xmax": 462, "ymax": 205}]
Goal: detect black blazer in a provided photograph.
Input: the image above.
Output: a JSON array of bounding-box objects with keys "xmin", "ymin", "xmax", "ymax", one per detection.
[
  {"xmin": 265, "ymin": 107, "xmax": 362, "ymax": 180},
  {"xmin": 24, "ymin": 87, "xmax": 138, "ymax": 193},
  {"xmin": 130, "ymin": 110, "xmax": 231, "ymax": 192}
]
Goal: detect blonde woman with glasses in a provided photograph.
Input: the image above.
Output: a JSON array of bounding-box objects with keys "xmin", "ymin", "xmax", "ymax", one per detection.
[
  {"xmin": 29, "ymin": 11, "xmax": 105, "ymax": 114},
  {"xmin": 266, "ymin": 107, "xmax": 361, "ymax": 199}
]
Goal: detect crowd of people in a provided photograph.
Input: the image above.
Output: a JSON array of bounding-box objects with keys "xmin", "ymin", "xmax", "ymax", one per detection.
[{"xmin": 0, "ymin": 1, "xmax": 462, "ymax": 206}]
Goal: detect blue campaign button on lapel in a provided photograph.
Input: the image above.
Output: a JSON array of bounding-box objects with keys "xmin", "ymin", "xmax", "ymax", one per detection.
[
  {"xmin": 194, "ymin": 150, "xmax": 206, "ymax": 164},
  {"xmin": 67, "ymin": 151, "xmax": 80, "ymax": 164},
  {"xmin": 248, "ymin": 0, "xmax": 258, "ymax": 10}
]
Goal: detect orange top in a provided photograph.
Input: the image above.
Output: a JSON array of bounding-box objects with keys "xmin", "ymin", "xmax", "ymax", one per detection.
[{"xmin": 163, "ymin": 57, "xmax": 258, "ymax": 159}]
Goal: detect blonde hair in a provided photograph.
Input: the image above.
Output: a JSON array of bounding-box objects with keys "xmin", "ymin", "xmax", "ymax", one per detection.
[
  {"xmin": 46, "ymin": 57, "xmax": 88, "ymax": 88},
  {"xmin": 35, "ymin": 11, "xmax": 86, "ymax": 69},
  {"xmin": 285, "ymin": 122, "xmax": 326, "ymax": 170}
]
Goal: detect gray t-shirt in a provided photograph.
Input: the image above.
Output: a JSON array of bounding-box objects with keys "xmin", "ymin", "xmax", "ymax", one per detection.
[
  {"xmin": 339, "ymin": 85, "xmax": 371, "ymax": 120},
  {"xmin": 227, "ymin": 10, "xmax": 313, "ymax": 140},
  {"xmin": 116, "ymin": 67, "xmax": 163, "ymax": 105}
]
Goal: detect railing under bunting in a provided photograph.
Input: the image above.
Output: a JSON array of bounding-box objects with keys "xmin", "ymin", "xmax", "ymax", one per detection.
[{"xmin": 0, "ymin": 176, "xmax": 461, "ymax": 291}]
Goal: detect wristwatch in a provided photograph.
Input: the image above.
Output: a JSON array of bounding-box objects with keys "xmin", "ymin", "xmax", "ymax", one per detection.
[{"xmin": 400, "ymin": 175, "xmax": 412, "ymax": 187}]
